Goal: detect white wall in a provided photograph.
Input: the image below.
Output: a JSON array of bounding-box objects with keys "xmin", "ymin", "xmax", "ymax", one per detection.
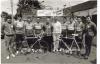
[{"xmin": 74, "ymin": 7, "xmax": 97, "ymax": 16}]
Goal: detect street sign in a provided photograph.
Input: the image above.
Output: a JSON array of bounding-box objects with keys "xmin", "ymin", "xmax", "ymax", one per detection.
[{"xmin": 37, "ymin": 10, "xmax": 63, "ymax": 16}]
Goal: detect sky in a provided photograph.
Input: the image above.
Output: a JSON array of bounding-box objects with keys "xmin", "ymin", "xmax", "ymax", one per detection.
[
  {"xmin": 0, "ymin": 0, "xmax": 89, "ymax": 15},
  {"xmin": 0, "ymin": 0, "xmax": 19, "ymax": 15}
]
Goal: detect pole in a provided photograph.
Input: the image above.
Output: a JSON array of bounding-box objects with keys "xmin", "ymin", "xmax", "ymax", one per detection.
[{"xmin": 10, "ymin": 0, "xmax": 14, "ymax": 22}]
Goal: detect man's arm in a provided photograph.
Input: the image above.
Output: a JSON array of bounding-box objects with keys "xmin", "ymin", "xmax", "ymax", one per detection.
[
  {"xmin": 1, "ymin": 22, "xmax": 5, "ymax": 35},
  {"xmin": 91, "ymin": 21, "xmax": 97, "ymax": 36},
  {"xmin": 41, "ymin": 23, "xmax": 45, "ymax": 35},
  {"xmin": 23, "ymin": 22, "xmax": 26, "ymax": 36},
  {"xmin": 59, "ymin": 23, "xmax": 62, "ymax": 34},
  {"xmin": 91, "ymin": 21, "xmax": 96, "ymax": 30},
  {"xmin": 33, "ymin": 24, "xmax": 35, "ymax": 36},
  {"xmin": 42, "ymin": 24, "xmax": 46, "ymax": 32}
]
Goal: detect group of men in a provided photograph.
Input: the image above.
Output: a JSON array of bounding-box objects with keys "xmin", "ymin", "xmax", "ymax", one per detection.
[{"xmin": 1, "ymin": 15, "xmax": 96, "ymax": 60}]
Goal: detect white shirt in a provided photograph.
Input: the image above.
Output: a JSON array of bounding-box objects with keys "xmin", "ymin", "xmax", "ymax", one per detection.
[
  {"xmin": 68, "ymin": 21, "xmax": 75, "ymax": 30},
  {"xmin": 53, "ymin": 21, "xmax": 62, "ymax": 33},
  {"xmin": 15, "ymin": 20, "xmax": 25, "ymax": 34},
  {"xmin": 76, "ymin": 22, "xmax": 83, "ymax": 31},
  {"xmin": 16, "ymin": 21, "xmax": 24, "ymax": 28},
  {"xmin": 25, "ymin": 22, "xmax": 34, "ymax": 30}
]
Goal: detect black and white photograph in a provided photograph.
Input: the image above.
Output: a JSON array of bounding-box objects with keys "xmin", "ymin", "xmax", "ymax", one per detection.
[{"xmin": 0, "ymin": 0, "xmax": 97, "ymax": 64}]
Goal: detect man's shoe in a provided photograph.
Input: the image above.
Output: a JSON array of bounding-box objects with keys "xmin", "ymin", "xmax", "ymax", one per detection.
[
  {"xmin": 16, "ymin": 51, "xmax": 19, "ymax": 55},
  {"xmin": 32, "ymin": 49, "xmax": 35, "ymax": 53},
  {"xmin": 35, "ymin": 50, "xmax": 38, "ymax": 53},
  {"xmin": 84, "ymin": 56, "xmax": 88, "ymax": 59},
  {"xmin": 56, "ymin": 49, "xmax": 59, "ymax": 52},
  {"xmin": 39, "ymin": 49, "xmax": 42, "ymax": 52},
  {"xmin": 53, "ymin": 49, "xmax": 56, "ymax": 52},
  {"xmin": 69, "ymin": 51, "xmax": 72, "ymax": 54},
  {"xmin": 65, "ymin": 50, "xmax": 70, "ymax": 53},
  {"xmin": 11, "ymin": 54, "xmax": 15, "ymax": 58},
  {"xmin": 59, "ymin": 48, "xmax": 63, "ymax": 52},
  {"xmin": 6, "ymin": 56, "xmax": 10, "ymax": 60}
]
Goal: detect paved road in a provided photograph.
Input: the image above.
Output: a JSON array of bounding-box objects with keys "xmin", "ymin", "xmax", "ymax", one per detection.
[{"xmin": 1, "ymin": 39, "xmax": 96, "ymax": 64}]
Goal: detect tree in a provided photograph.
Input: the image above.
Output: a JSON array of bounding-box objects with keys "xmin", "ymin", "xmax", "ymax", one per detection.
[{"xmin": 16, "ymin": 0, "xmax": 42, "ymax": 16}]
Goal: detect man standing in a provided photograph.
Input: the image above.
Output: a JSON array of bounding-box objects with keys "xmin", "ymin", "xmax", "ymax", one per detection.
[
  {"xmin": 59, "ymin": 17, "xmax": 68, "ymax": 52},
  {"xmin": 75, "ymin": 17, "xmax": 84, "ymax": 43},
  {"xmin": 1, "ymin": 16, "xmax": 15, "ymax": 59},
  {"xmin": 14, "ymin": 15, "xmax": 25, "ymax": 55},
  {"xmin": 52, "ymin": 18, "xmax": 62, "ymax": 52},
  {"xmin": 1, "ymin": 12, "xmax": 8, "ymax": 39},
  {"xmin": 24, "ymin": 17, "xmax": 34, "ymax": 48},
  {"xmin": 33, "ymin": 17, "xmax": 44, "ymax": 51},
  {"xmin": 67, "ymin": 18, "xmax": 76, "ymax": 36},
  {"xmin": 43, "ymin": 17, "xmax": 53, "ymax": 52},
  {"xmin": 83, "ymin": 16, "xmax": 96, "ymax": 59}
]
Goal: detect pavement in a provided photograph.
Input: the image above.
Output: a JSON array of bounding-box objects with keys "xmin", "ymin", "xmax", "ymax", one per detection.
[{"xmin": 1, "ymin": 38, "xmax": 96, "ymax": 64}]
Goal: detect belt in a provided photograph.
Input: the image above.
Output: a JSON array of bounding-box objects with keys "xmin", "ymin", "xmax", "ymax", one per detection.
[{"xmin": 6, "ymin": 34, "xmax": 14, "ymax": 36}]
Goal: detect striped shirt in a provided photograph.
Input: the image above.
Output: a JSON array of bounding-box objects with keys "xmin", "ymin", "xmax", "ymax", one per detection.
[{"xmin": 15, "ymin": 20, "xmax": 25, "ymax": 34}]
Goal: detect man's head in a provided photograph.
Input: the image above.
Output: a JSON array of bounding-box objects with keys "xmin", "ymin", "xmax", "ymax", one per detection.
[
  {"xmin": 7, "ymin": 16, "xmax": 12, "ymax": 23},
  {"xmin": 77, "ymin": 17, "xmax": 82, "ymax": 22},
  {"xmin": 53, "ymin": 17, "xmax": 58, "ymax": 23},
  {"xmin": 46, "ymin": 17, "xmax": 51, "ymax": 24},
  {"xmin": 17, "ymin": 14, "xmax": 22, "ymax": 21},
  {"xmin": 18, "ymin": 16, "xmax": 22, "ymax": 21},
  {"xmin": 86, "ymin": 16, "xmax": 91, "ymax": 22},
  {"xmin": 1, "ymin": 12, "xmax": 8, "ymax": 22},
  {"xmin": 47, "ymin": 17, "xmax": 50, "ymax": 21},
  {"xmin": 70, "ymin": 18, "xmax": 73, "ymax": 23},
  {"xmin": 37, "ymin": 17, "xmax": 40, "ymax": 23},
  {"xmin": 27, "ymin": 17, "xmax": 32, "ymax": 23}
]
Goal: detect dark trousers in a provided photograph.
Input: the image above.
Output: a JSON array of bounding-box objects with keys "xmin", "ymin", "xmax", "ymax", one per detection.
[
  {"xmin": 85, "ymin": 35, "xmax": 93, "ymax": 56},
  {"xmin": 26, "ymin": 35, "xmax": 34, "ymax": 48},
  {"xmin": 61, "ymin": 30, "xmax": 67, "ymax": 37},
  {"xmin": 16, "ymin": 34, "xmax": 24, "ymax": 51},
  {"xmin": 43, "ymin": 36, "xmax": 53, "ymax": 52}
]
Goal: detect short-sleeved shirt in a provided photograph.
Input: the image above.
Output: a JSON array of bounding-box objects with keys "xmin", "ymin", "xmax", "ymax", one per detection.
[
  {"xmin": 15, "ymin": 20, "xmax": 25, "ymax": 34},
  {"xmin": 34, "ymin": 22, "xmax": 43, "ymax": 34},
  {"xmin": 67, "ymin": 21, "xmax": 75, "ymax": 30},
  {"xmin": 25, "ymin": 22, "xmax": 34, "ymax": 36},
  {"xmin": 53, "ymin": 21, "xmax": 62, "ymax": 34},
  {"xmin": 61, "ymin": 22, "xmax": 67, "ymax": 30},
  {"xmin": 76, "ymin": 22, "xmax": 83, "ymax": 32}
]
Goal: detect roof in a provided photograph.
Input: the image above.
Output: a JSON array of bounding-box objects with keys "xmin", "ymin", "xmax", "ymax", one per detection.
[{"xmin": 63, "ymin": 1, "xmax": 97, "ymax": 14}]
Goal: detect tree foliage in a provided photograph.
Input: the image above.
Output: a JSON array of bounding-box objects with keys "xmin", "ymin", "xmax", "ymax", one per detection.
[{"xmin": 17, "ymin": 0, "xmax": 42, "ymax": 14}]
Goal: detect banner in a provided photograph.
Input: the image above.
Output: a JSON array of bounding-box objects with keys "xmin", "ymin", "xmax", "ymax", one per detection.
[{"xmin": 37, "ymin": 10, "xmax": 63, "ymax": 16}]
